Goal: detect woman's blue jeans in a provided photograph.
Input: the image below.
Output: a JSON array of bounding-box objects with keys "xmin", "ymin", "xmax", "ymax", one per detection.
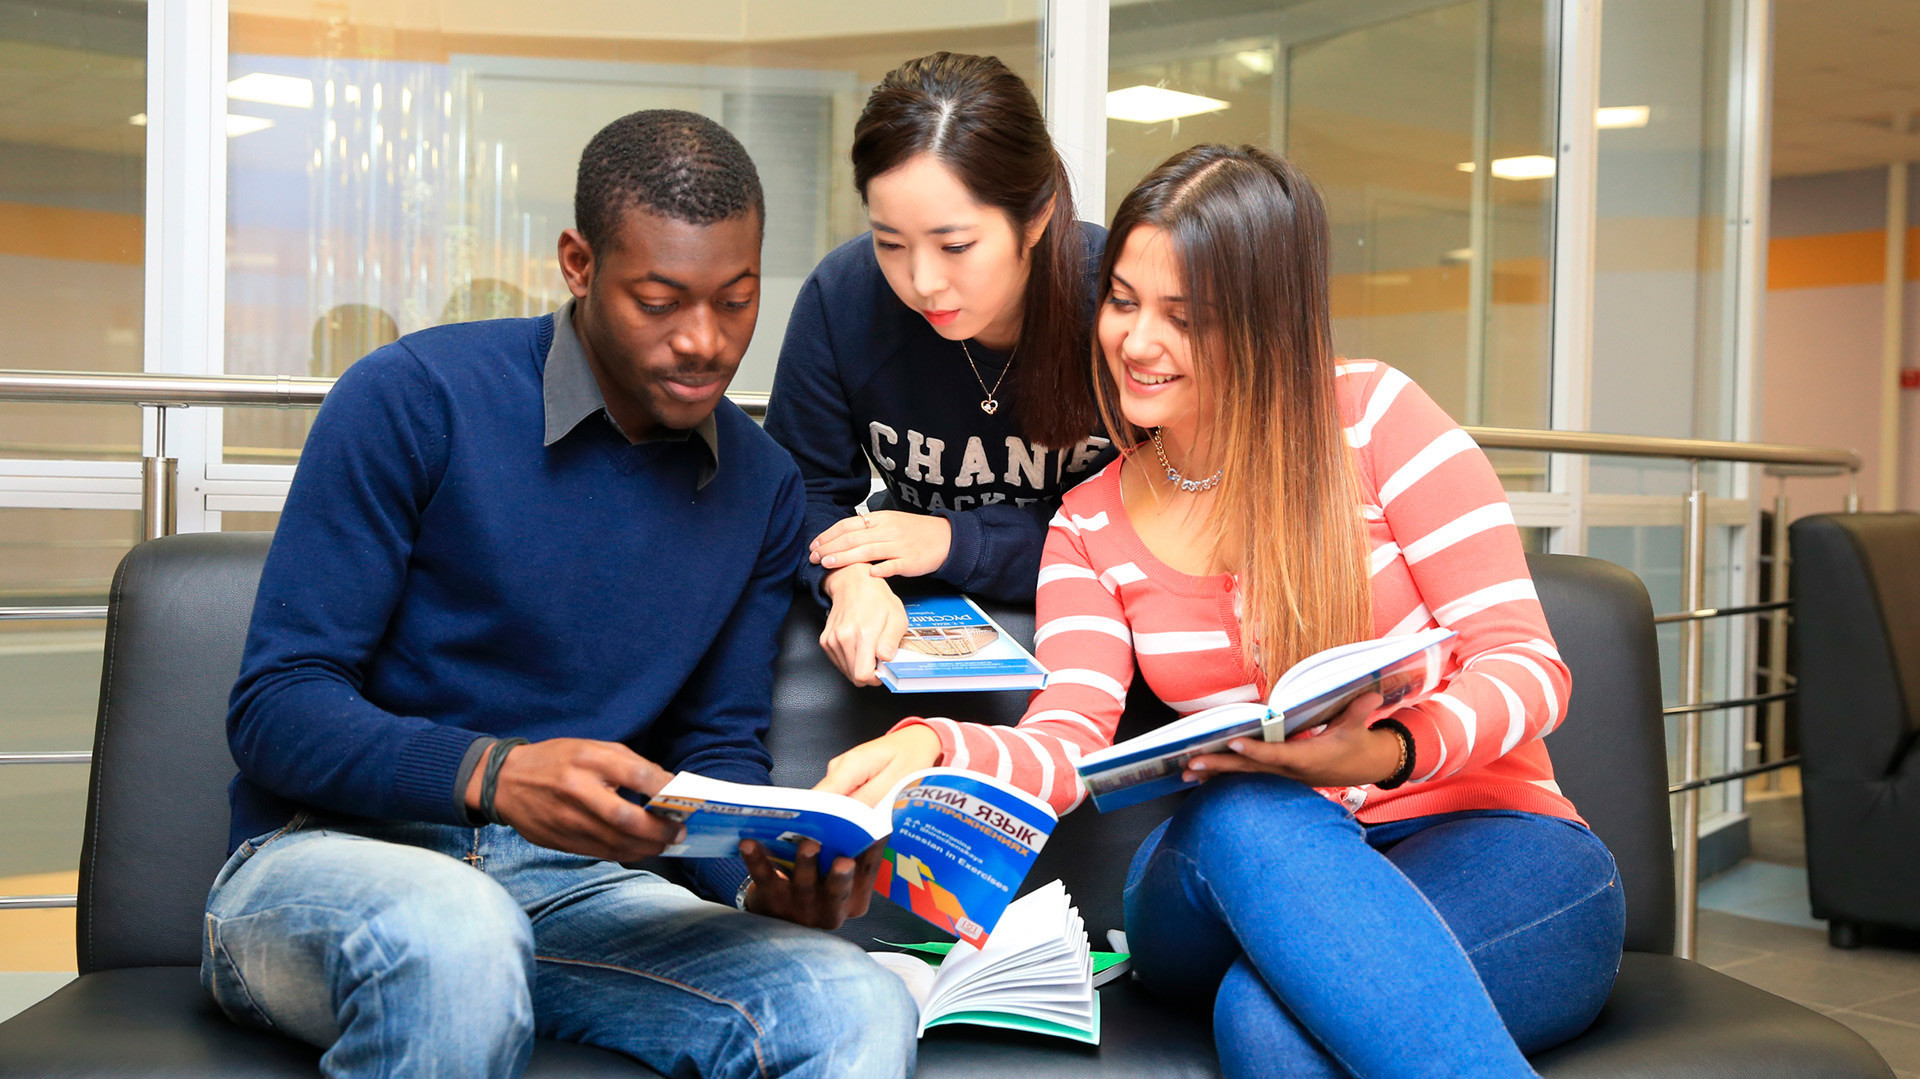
[
  {"xmin": 1124, "ymin": 774, "xmax": 1625, "ymax": 1079},
  {"xmin": 200, "ymin": 813, "xmax": 917, "ymax": 1079}
]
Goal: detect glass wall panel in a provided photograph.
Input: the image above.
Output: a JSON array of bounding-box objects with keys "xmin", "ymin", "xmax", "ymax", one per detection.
[
  {"xmin": 0, "ymin": 507, "xmax": 140, "ymax": 607},
  {"xmin": 222, "ymin": 2, "xmax": 1046, "ymax": 461},
  {"xmin": 1106, "ymin": 0, "xmax": 1554, "ymax": 491},
  {"xmin": 1587, "ymin": 0, "xmax": 1741, "ymax": 497},
  {"xmin": 219, "ymin": 510, "xmax": 282, "ymax": 534},
  {"xmin": 1586, "ymin": 521, "xmax": 1742, "ymax": 822},
  {"xmin": 0, "ymin": 1, "xmax": 145, "ymax": 459},
  {"xmin": 0, "ymin": 505, "xmax": 132, "ymax": 798},
  {"xmin": 0, "ymin": 764, "xmax": 87, "ymax": 886}
]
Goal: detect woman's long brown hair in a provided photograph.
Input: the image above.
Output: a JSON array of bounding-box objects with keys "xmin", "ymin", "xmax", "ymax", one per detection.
[
  {"xmin": 852, "ymin": 52, "xmax": 1096, "ymax": 449},
  {"xmin": 1093, "ymin": 145, "xmax": 1371, "ymax": 685}
]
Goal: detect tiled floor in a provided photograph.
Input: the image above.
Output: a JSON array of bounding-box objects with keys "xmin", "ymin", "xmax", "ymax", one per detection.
[
  {"xmin": 0, "ymin": 972, "xmax": 72, "ymax": 1024},
  {"xmin": 1696, "ymin": 778, "xmax": 1920, "ymax": 1077},
  {"xmin": 1700, "ymin": 909, "xmax": 1920, "ymax": 1078}
]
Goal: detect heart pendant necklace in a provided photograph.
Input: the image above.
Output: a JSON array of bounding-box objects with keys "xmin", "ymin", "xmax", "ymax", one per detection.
[{"xmin": 960, "ymin": 338, "xmax": 1015, "ymax": 415}]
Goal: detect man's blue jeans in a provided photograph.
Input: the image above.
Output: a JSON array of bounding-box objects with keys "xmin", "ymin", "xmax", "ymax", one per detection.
[
  {"xmin": 1125, "ymin": 774, "xmax": 1625, "ymax": 1079},
  {"xmin": 200, "ymin": 813, "xmax": 918, "ymax": 1079}
]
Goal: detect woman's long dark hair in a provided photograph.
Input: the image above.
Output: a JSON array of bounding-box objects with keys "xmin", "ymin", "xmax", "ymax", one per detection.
[
  {"xmin": 852, "ymin": 52, "xmax": 1095, "ymax": 449},
  {"xmin": 1094, "ymin": 145, "xmax": 1371, "ymax": 683}
]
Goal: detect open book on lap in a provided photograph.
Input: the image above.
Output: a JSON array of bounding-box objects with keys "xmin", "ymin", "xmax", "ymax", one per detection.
[
  {"xmin": 1074, "ymin": 627, "xmax": 1457, "ymax": 811},
  {"xmin": 869, "ymin": 879, "xmax": 1101, "ymax": 1045},
  {"xmin": 648, "ymin": 768, "xmax": 1057, "ymax": 947}
]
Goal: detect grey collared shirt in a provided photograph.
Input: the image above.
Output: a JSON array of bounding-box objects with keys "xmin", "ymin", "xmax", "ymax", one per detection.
[{"xmin": 543, "ymin": 298, "xmax": 719, "ymax": 489}]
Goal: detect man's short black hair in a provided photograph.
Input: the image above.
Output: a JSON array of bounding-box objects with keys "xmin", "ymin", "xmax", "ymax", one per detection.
[{"xmin": 574, "ymin": 109, "xmax": 765, "ymax": 253}]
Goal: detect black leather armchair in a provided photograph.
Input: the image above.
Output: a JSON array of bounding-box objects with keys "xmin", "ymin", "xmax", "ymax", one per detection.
[
  {"xmin": 0, "ymin": 534, "xmax": 1889, "ymax": 1077},
  {"xmin": 1789, "ymin": 512, "xmax": 1920, "ymax": 949}
]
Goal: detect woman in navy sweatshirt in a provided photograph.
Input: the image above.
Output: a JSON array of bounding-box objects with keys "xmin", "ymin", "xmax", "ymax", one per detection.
[{"xmin": 765, "ymin": 52, "xmax": 1113, "ymax": 686}]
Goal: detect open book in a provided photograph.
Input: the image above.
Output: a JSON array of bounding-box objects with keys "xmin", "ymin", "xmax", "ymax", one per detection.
[
  {"xmin": 879, "ymin": 595, "xmax": 1049, "ymax": 693},
  {"xmin": 868, "ymin": 880, "xmax": 1101, "ymax": 1045},
  {"xmin": 648, "ymin": 768, "xmax": 1057, "ymax": 947},
  {"xmin": 1074, "ymin": 627, "xmax": 1456, "ymax": 811}
]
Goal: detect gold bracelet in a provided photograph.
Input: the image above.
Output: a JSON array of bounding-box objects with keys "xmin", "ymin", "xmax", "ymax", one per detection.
[{"xmin": 1375, "ymin": 719, "xmax": 1415, "ymax": 790}]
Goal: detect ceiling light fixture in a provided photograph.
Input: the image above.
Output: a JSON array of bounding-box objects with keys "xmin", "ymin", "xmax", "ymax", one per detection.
[
  {"xmin": 1597, "ymin": 105, "xmax": 1651, "ymax": 129},
  {"xmin": 128, "ymin": 113, "xmax": 146, "ymax": 126},
  {"xmin": 228, "ymin": 73, "xmax": 315, "ymax": 109},
  {"xmin": 1106, "ymin": 85, "xmax": 1230, "ymax": 124},
  {"xmin": 1235, "ymin": 50, "xmax": 1275, "ymax": 76},
  {"xmin": 1456, "ymin": 155, "xmax": 1557, "ymax": 180}
]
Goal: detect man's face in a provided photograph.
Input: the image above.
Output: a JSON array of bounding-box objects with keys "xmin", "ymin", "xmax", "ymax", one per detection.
[{"xmin": 560, "ymin": 208, "xmax": 762, "ymax": 435}]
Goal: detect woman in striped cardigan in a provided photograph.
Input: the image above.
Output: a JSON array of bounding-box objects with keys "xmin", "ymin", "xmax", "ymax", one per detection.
[{"xmin": 820, "ymin": 145, "xmax": 1625, "ymax": 1077}]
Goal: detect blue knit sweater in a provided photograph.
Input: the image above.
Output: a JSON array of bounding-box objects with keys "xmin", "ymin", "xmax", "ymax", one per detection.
[{"xmin": 226, "ymin": 314, "xmax": 803, "ymax": 902}]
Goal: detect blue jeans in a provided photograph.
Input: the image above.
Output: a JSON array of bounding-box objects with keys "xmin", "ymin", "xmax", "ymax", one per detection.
[
  {"xmin": 1124, "ymin": 775, "xmax": 1625, "ymax": 1079},
  {"xmin": 201, "ymin": 813, "xmax": 917, "ymax": 1079}
]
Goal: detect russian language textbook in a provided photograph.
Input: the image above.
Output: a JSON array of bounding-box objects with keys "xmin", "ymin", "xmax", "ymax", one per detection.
[
  {"xmin": 878, "ymin": 595, "xmax": 1048, "ymax": 693},
  {"xmin": 648, "ymin": 768, "xmax": 1057, "ymax": 947},
  {"xmin": 1074, "ymin": 627, "xmax": 1457, "ymax": 811},
  {"xmin": 868, "ymin": 880, "xmax": 1103, "ymax": 1044}
]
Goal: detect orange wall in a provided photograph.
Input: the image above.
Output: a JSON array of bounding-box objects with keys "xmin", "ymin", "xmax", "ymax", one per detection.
[{"xmin": 1768, "ymin": 227, "xmax": 1920, "ymax": 291}]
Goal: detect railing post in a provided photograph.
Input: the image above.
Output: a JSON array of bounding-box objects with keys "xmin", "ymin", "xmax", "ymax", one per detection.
[
  {"xmin": 141, "ymin": 404, "xmax": 177, "ymax": 540},
  {"xmin": 1676, "ymin": 460, "xmax": 1708, "ymax": 960},
  {"xmin": 1764, "ymin": 494, "xmax": 1791, "ymax": 791}
]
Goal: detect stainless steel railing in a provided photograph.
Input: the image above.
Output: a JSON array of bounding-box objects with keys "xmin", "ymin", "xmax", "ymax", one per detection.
[{"xmin": 0, "ymin": 369, "xmax": 1865, "ymax": 959}]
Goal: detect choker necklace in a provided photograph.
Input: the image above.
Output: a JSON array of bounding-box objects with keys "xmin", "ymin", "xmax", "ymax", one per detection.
[
  {"xmin": 960, "ymin": 338, "xmax": 1014, "ymax": 415},
  {"xmin": 1150, "ymin": 428, "xmax": 1223, "ymax": 493}
]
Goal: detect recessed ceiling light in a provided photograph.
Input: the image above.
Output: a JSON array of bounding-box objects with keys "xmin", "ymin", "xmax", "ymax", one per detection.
[
  {"xmin": 1106, "ymin": 85, "xmax": 1230, "ymax": 124},
  {"xmin": 228, "ymin": 73, "xmax": 315, "ymax": 109},
  {"xmin": 1597, "ymin": 105, "xmax": 1651, "ymax": 129},
  {"xmin": 226, "ymin": 115, "xmax": 275, "ymax": 138},
  {"xmin": 1456, "ymin": 155, "xmax": 1557, "ymax": 180}
]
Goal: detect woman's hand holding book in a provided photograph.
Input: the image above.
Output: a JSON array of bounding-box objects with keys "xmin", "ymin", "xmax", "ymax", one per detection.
[
  {"xmin": 814, "ymin": 725, "xmax": 944, "ymax": 806},
  {"xmin": 1182, "ymin": 692, "xmax": 1403, "ymax": 788}
]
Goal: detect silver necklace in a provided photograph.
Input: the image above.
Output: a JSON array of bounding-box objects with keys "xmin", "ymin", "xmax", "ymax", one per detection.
[
  {"xmin": 1151, "ymin": 428, "xmax": 1223, "ymax": 492},
  {"xmin": 959, "ymin": 339, "xmax": 1015, "ymax": 415}
]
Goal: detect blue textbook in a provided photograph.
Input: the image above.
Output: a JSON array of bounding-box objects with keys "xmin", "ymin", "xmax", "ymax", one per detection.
[
  {"xmin": 879, "ymin": 596, "xmax": 1048, "ymax": 693},
  {"xmin": 648, "ymin": 768, "xmax": 1057, "ymax": 947},
  {"xmin": 1074, "ymin": 627, "xmax": 1457, "ymax": 811}
]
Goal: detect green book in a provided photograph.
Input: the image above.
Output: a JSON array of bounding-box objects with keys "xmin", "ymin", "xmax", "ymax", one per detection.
[{"xmin": 869, "ymin": 880, "xmax": 1109, "ymax": 1045}]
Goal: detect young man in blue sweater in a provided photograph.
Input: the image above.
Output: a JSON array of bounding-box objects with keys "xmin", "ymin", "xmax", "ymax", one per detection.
[{"xmin": 204, "ymin": 111, "xmax": 916, "ymax": 1078}]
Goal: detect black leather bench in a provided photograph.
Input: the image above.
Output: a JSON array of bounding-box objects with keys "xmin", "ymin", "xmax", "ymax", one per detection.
[{"xmin": 0, "ymin": 533, "xmax": 1891, "ymax": 1077}]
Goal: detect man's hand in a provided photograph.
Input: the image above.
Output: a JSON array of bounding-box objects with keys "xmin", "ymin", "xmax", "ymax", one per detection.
[
  {"xmin": 1182, "ymin": 693, "xmax": 1405, "ymax": 789},
  {"xmin": 467, "ymin": 738, "xmax": 685, "ymax": 862},
  {"xmin": 740, "ymin": 838, "xmax": 886, "ymax": 930},
  {"xmin": 814, "ymin": 725, "xmax": 944, "ymax": 806},
  {"xmin": 819, "ymin": 565, "xmax": 909, "ymax": 686},
  {"xmin": 810, "ymin": 510, "xmax": 952, "ymax": 579}
]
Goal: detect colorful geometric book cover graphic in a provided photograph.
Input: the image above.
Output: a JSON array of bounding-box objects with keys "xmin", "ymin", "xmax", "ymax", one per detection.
[{"xmin": 878, "ymin": 772, "xmax": 1056, "ymax": 948}]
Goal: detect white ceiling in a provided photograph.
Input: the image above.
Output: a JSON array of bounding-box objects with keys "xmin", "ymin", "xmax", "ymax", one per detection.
[{"xmin": 1772, "ymin": 0, "xmax": 1920, "ymax": 176}]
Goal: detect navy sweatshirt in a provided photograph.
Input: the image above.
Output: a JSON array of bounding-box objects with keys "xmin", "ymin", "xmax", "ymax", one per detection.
[
  {"xmin": 226, "ymin": 313, "xmax": 803, "ymax": 903},
  {"xmin": 764, "ymin": 227, "xmax": 1116, "ymax": 605}
]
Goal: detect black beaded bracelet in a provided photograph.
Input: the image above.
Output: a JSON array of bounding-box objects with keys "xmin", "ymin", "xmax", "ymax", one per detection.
[
  {"xmin": 1372, "ymin": 718, "xmax": 1417, "ymax": 790},
  {"xmin": 479, "ymin": 737, "xmax": 529, "ymax": 826}
]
